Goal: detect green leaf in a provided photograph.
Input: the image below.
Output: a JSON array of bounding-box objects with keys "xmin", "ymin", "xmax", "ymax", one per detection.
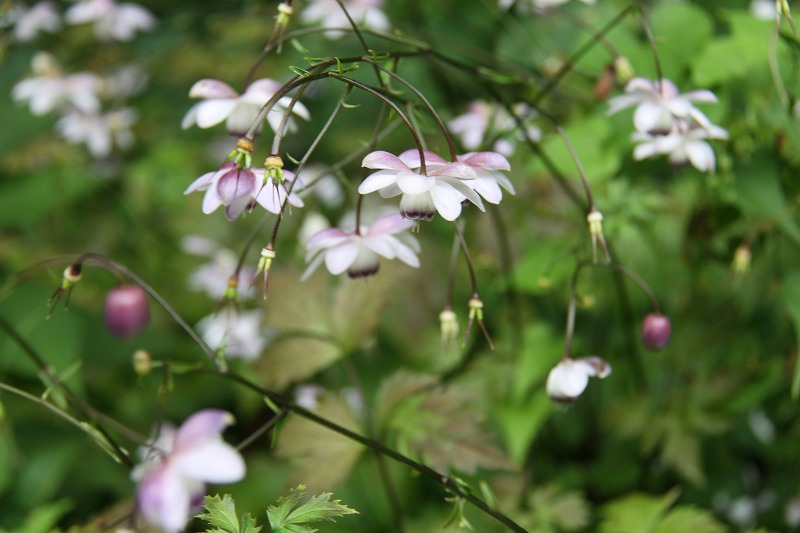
[
  {"xmin": 599, "ymin": 489, "xmax": 680, "ymax": 533},
  {"xmin": 197, "ymin": 494, "xmax": 261, "ymax": 533},
  {"xmin": 653, "ymin": 506, "xmax": 726, "ymax": 533},
  {"xmin": 11, "ymin": 499, "xmax": 72, "ymax": 533},
  {"xmin": 267, "ymin": 485, "xmax": 358, "ymax": 533},
  {"xmin": 650, "ymin": 2, "xmax": 713, "ymax": 76}
]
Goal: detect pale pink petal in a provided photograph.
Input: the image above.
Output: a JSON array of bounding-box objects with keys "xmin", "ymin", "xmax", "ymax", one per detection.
[
  {"xmin": 138, "ymin": 465, "xmax": 192, "ymax": 533},
  {"xmin": 366, "ymin": 213, "xmax": 414, "ymax": 236},
  {"xmin": 461, "ymin": 152, "xmax": 510, "ymax": 171},
  {"xmin": 189, "ymin": 79, "xmax": 238, "ymax": 99},
  {"xmin": 245, "ymin": 78, "xmax": 282, "ymax": 96},
  {"xmin": 398, "ymin": 149, "xmax": 447, "ymax": 168},
  {"xmin": 683, "ymin": 89, "xmax": 718, "ymax": 104},
  {"xmin": 607, "ymin": 93, "xmax": 644, "ymax": 115},
  {"xmin": 306, "ymin": 227, "xmax": 350, "ymax": 249},
  {"xmin": 428, "ymin": 162, "xmax": 478, "ymax": 181},
  {"xmin": 362, "ymin": 151, "xmax": 410, "ymax": 171},
  {"xmin": 174, "ymin": 409, "xmax": 233, "ymax": 453}
]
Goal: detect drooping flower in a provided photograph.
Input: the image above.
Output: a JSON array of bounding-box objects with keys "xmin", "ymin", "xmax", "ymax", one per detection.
[
  {"xmin": 607, "ymin": 77, "xmax": 718, "ymax": 133},
  {"xmin": 7, "ymin": 1, "xmax": 61, "ymax": 42},
  {"xmin": 546, "ymin": 356, "xmax": 611, "ymax": 402},
  {"xmin": 181, "ymin": 78, "xmax": 310, "ymax": 136},
  {"xmin": 358, "ymin": 149, "xmax": 484, "ymax": 221},
  {"xmin": 632, "ymin": 122, "xmax": 728, "ymax": 173},
  {"xmin": 456, "ymin": 151, "xmax": 515, "ymax": 204},
  {"xmin": 300, "ymin": 0, "xmax": 388, "ymax": 39},
  {"xmin": 448, "ymin": 101, "xmax": 541, "ymax": 156},
  {"xmin": 13, "ymin": 52, "xmax": 102, "ymax": 115},
  {"xmin": 301, "ymin": 212, "xmax": 420, "ymax": 280},
  {"xmin": 55, "ymin": 107, "xmax": 137, "ymax": 158},
  {"xmin": 132, "ymin": 410, "xmax": 245, "ymax": 533},
  {"xmin": 196, "ymin": 309, "xmax": 270, "ymax": 361},
  {"xmin": 182, "ymin": 236, "xmax": 256, "ymax": 301},
  {"xmin": 65, "ymin": 0, "xmax": 155, "ymax": 41},
  {"xmin": 104, "ymin": 284, "xmax": 150, "ymax": 339}
]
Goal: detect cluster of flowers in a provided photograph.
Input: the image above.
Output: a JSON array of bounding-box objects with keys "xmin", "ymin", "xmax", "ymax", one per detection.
[
  {"xmin": 8, "ymin": 0, "xmax": 154, "ymax": 159},
  {"xmin": 448, "ymin": 100, "xmax": 541, "ymax": 157},
  {"xmin": 607, "ymin": 77, "xmax": 728, "ymax": 172}
]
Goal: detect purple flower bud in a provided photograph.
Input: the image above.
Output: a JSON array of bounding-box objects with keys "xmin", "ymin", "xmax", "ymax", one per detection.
[
  {"xmin": 641, "ymin": 313, "xmax": 671, "ymax": 350},
  {"xmin": 105, "ymin": 284, "xmax": 150, "ymax": 339}
]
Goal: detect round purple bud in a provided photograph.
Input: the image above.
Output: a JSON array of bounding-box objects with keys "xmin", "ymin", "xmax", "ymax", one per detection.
[
  {"xmin": 105, "ymin": 285, "xmax": 150, "ymax": 339},
  {"xmin": 641, "ymin": 313, "xmax": 671, "ymax": 350}
]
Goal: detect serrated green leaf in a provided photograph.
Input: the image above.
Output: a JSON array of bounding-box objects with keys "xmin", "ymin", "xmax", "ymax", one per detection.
[
  {"xmin": 197, "ymin": 494, "xmax": 253, "ymax": 533},
  {"xmin": 654, "ymin": 506, "xmax": 726, "ymax": 533},
  {"xmin": 600, "ymin": 489, "xmax": 680, "ymax": 533},
  {"xmin": 268, "ymin": 485, "xmax": 357, "ymax": 533}
]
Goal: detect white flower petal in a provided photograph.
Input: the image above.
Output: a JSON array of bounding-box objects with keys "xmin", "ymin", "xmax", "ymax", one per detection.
[
  {"xmin": 324, "ymin": 242, "xmax": 359, "ymax": 275},
  {"xmin": 194, "ymin": 99, "xmax": 238, "ymax": 129},
  {"xmin": 173, "ymin": 441, "xmax": 246, "ymax": 483}
]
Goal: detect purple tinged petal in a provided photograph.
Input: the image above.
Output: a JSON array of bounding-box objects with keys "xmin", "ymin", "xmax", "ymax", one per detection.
[
  {"xmin": 624, "ymin": 77, "xmax": 659, "ymax": 93},
  {"xmin": 428, "ymin": 162, "xmax": 478, "ymax": 181},
  {"xmin": 184, "ymin": 171, "xmax": 215, "ymax": 195},
  {"xmin": 398, "ymin": 149, "xmax": 446, "ymax": 168},
  {"xmin": 461, "ymin": 151, "xmax": 511, "ymax": 171},
  {"xmin": 189, "ymin": 79, "xmax": 238, "ymax": 99},
  {"xmin": 362, "ymin": 151, "xmax": 410, "ymax": 171},
  {"xmin": 366, "ymin": 213, "xmax": 414, "ymax": 236},
  {"xmin": 138, "ymin": 465, "xmax": 192, "ymax": 533},
  {"xmin": 574, "ymin": 356, "xmax": 612, "ymax": 378},
  {"xmin": 306, "ymin": 227, "xmax": 350, "ymax": 249},
  {"xmin": 173, "ymin": 409, "xmax": 234, "ymax": 454},
  {"xmin": 253, "ymin": 183, "xmax": 285, "ymax": 214},
  {"xmin": 683, "ymin": 89, "xmax": 718, "ymax": 103},
  {"xmin": 244, "ymin": 78, "xmax": 282, "ymax": 96},
  {"xmin": 358, "ymin": 170, "xmax": 399, "ymax": 194}
]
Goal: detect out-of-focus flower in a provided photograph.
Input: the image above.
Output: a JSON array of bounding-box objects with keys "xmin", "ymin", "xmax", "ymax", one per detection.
[
  {"xmin": 358, "ymin": 149, "xmax": 483, "ymax": 221},
  {"xmin": 632, "ymin": 122, "xmax": 728, "ymax": 173},
  {"xmin": 546, "ymin": 356, "xmax": 611, "ymax": 402},
  {"xmin": 104, "ymin": 284, "xmax": 150, "ymax": 339},
  {"xmin": 102, "ymin": 64, "xmax": 148, "ymax": 99},
  {"xmin": 55, "ymin": 107, "xmax": 137, "ymax": 158},
  {"xmin": 13, "ymin": 52, "xmax": 102, "ymax": 115},
  {"xmin": 196, "ymin": 309, "xmax": 269, "ymax": 361},
  {"xmin": 181, "ymin": 78, "xmax": 310, "ymax": 136},
  {"xmin": 300, "ymin": 0, "xmax": 388, "ymax": 39},
  {"xmin": 132, "ymin": 410, "xmax": 245, "ymax": 533},
  {"xmin": 302, "ymin": 212, "xmax": 420, "ymax": 280},
  {"xmin": 456, "ymin": 151, "xmax": 515, "ymax": 204},
  {"xmin": 65, "ymin": 0, "xmax": 155, "ymax": 41},
  {"xmin": 750, "ymin": 0, "xmax": 777, "ymax": 20},
  {"xmin": 6, "ymin": 1, "xmax": 61, "ymax": 42},
  {"xmin": 608, "ymin": 77, "xmax": 718, "ymax": 133},
  {"xmin": 448, "ymin": 101, "xmax": 541, "ymax": 156},
  {"xmin": 498, "ymin": 0, "xmax": 595, "ymax": 12},
  {"xmin": 182, "ymin": 236, "xmax": 256, "ymax": 301}
]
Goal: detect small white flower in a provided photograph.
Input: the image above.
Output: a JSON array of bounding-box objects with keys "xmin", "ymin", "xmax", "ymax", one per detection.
[
  {"xmin": 750, "ymin": 0, "xmax": 777, "ymax": 21},
  {"xmin": 632, "ymin": 122, "xmax": 728, "ymax": 173},
  {"xmin": 301, "ymin": 0, "xmax": 388, "ymax": 39},
  {"xmin": 448, "ymin": 101, "xmax": 540, "ymax": 156},
  {"xmin": 358, "ymin": 149, "xmax": 484, "ymax": 221},
  {"xmin": 8, "ymin": 1, "xmax": 61, "ymax": 42},
  {"xmin": 608, "ymin": 77, "xmax": 719, "ymax": 133},
  {"xmin": 546, "ymin": 356, "xmax": 611, "ymax": 402},
  {"xmin": 13, "ymin": 52, "xmax": 102, "ymax": 115},
  {"xmin": 457, "ymin": 151, "xmax": 515, "ymax": 204},
  {"xmin": 65, "ymin": 0, "xmax": 155, "ymax": 41},
  {"xmin": 55, "ymin": 108, "xmax": 137, "ymax": 158},
  {"xmin": 302, "ymin": 212, "xmax": 420, "ymax": 280},
  {"xmin": 181, "ymin": 236, "xmax": 256, "ymax": 301},
  {"xmin": 196, "ymin": 309, "xmax": 270, "ymax": 361},
  {"xmin": 181, "ymin": 78, "xmax": 310, "ymax": 136},
  {"xmin": 132, "ymin": 410, "xmax": 245, "ymax": 533}
]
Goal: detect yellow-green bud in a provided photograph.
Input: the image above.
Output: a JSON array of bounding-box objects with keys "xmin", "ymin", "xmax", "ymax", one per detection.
[{"xmin": 133, "ymin": 349, "xmax": 152, "ymax": 376}]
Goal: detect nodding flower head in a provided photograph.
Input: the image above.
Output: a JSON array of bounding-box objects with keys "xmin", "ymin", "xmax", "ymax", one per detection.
[
  {"xmin": 546, "ymin": 356, "xmax": 611, "ymax": 403},
  {"xmin": 301, "ymin": 212, "xmax": 420, "ymax": 280},
  {"xmin": 185, "ymin": 162, "xmax": 259, "ymax": 221},
  {"xmin": 358, "ymin": 149, "xmax": 484, "ymax": 222}
]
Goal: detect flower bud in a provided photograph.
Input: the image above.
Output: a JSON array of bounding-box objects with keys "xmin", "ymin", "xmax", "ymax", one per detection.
[
  {"xmin": 133, "ymin": 349, "xmax": 152, "ymax": 375},
  {"xmin": 641, "ymin": 313, "xmax": 671, "ymax": 350},
  {"xmin": 105, "ymin": 284, "xmax": 150, "ymax": 339}
]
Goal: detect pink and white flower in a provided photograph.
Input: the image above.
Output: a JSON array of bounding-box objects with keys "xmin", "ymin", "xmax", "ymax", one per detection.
[
  {"xmin": 546, "ymin": 356, "xmax": 611, "ymax": 402},
  {"xmin": 358, "ymin": 149, "xmax": 484, "ymax": 221},
  {"xmin": 196, "ymin": 309, "xmax": 270, "ymax": 360},
  {"xmin": 181, "ymin": 78, "xmax": 310, "ymax": 136},
  {"xmin": 448, "ymin": 100, "xmax": 541, "ymax": 156},
  {"xmin": 8, "ymin": 1, "xmax": 61, "ymax": 42},
  {"xmin": 55, "ymin": 107, "xmax": 137, "ymax": 158},
  {"xmin": 632, "ymin": 123, "xmax": 729, "ymax": 173},
  {"xmin": 182, "ymin": 236, "xmax": 256, "ymax": 300},
  {"xmin": 184, "ymin": 163, "xmax": 304, "ymax": 220},
  {"xmin": 301, "ymin": 0, "xmax": 388, "ymax": 39},
  {"xmin": 65, "ymin": 0, "xmax": 155, "ymax": 41},
  {"xmin": 607, "ymin": 77, "xmax": 718, "ymax": 133},
  {"xmin": 13, "ymin": 52, "xmax": 102, "ymax": 115},
  {"xmin": 457, "ymin": 151, "xmax": 515, "ymax": 204},
  {"xmin": 301, "ymin": 212, "xmax": 420, "ymax": 280},
  {"xmin": 132, "ymin": 410, "xmax": 245, "ymax": 533}
]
